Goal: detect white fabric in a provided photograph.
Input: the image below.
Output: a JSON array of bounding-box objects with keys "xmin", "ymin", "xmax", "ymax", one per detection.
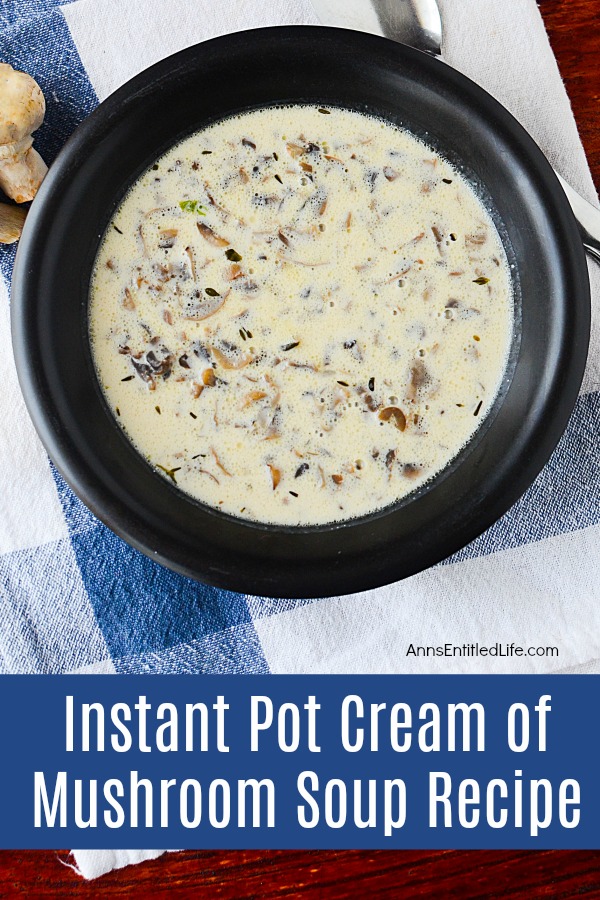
[
  {"xmin": 53, "ymin": 0, "xmax": 598, "ymax": 879},
  {"xmin": 69, "ymin": 849, "xmax": 175, "ymax": 880},
  {"xmin": 0, "ymin": 281, "xmax": 68, "ymax": 554},
  {"xmin": 252, "ymin": 524, "xmax": 600, "ymax": 674}
]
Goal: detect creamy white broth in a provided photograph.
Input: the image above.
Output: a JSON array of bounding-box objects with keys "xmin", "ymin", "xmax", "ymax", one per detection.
[{"xmin": 89, "ymin": 105, "xmax": 513, "ymax": 525}]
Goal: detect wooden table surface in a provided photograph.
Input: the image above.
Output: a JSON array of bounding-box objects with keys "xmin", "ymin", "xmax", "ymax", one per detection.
[{"xmin": 1, "ymin": 1, "xmax": 599, "ymax": 896}]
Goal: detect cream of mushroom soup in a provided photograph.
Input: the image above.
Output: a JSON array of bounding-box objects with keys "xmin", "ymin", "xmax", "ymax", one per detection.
[{"xmin": 89, "ymin": 105, "xmax": 513, "ymax": 525}]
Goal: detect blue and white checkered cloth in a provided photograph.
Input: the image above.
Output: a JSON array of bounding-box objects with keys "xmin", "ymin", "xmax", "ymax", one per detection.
[
  {"xmin": 1, "ymin": 0, "xmax": 599, "ymax": 682},
  {"xmin": 2, "ymin": 0, "xmax": 599, "ymax": 880}
]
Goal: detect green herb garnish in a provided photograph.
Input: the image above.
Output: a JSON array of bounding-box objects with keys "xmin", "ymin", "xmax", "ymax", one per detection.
[
  {"xmin": 205, "ymin": 287, "xmax": 220, "ymax": 297},
  {"xmin": 318, "ymin": 108, "xmax": 331, "ymax": 114},
  {"xmin": 225, "ymin": 248, "xmax": 242, "ymax": 262},
  {"xmin": 473, "ymin": 276, "xmax": 490, "ymax": 285},
  {"xmin": 179, "ymin": 200, "xmax": 207, "ymax": 215}
]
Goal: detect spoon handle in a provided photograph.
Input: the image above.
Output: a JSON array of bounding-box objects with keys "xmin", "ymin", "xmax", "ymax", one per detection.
[
  {"xmin": 309, "ymin": 0, "xmax": 443, "ymax": 54},
  {"xmin": 555, "ymin": 173, "xmax": 600, "ymax": 266}
]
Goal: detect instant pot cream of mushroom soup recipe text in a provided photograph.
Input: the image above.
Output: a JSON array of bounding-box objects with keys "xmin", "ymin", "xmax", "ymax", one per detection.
[{"xmin": 90, "ymin": 105, "xmax": 513, "ymax": 526}]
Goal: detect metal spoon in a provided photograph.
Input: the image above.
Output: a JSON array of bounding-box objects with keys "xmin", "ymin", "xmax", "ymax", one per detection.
[{"xmin": 310, "ymin": 0, "xmax": 600, "ymax": 265}]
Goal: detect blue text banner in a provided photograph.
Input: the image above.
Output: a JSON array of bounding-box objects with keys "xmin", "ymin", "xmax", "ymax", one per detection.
[{"xmin": 2, "ymin": 675, "xmax": 599, "ymax": 848}]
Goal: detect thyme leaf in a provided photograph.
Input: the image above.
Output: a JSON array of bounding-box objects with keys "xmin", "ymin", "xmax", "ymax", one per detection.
[
  {"xmin": 156, "ymin": 464, "xmax": 181, "ymax": 484},
  {"xmin": 179, "ymin": 200, "xmax": 207, "ymax": 215}
]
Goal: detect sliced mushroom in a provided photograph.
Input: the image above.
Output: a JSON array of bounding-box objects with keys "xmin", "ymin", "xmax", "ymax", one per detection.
[
  {"xmin": 196, "ymin": 221, "xmax": 229, "ymax": 247},
  {"xmin": 268, "ymin": 463, "xmax": 281, "ymax": 489},
  {"xmin": 378, "ymin": 407, "xmax": 407, "ymax": 431}
]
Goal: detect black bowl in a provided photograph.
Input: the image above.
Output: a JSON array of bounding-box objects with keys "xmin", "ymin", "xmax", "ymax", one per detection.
[{"xmin": 11, "ymin": 26, "xmax": 590, "ymax": 598}]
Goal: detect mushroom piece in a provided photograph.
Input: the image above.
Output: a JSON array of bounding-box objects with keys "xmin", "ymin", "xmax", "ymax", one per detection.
[
  {"xmin": 0, "ymin": 63, "xmax": 47, "ymax": 203},
  {"xmin": 0, "ymin": 201, "xmax": 26, "ymax": 243}
]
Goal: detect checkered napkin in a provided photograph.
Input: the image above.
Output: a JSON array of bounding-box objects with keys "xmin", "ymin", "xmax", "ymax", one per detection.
[{"xmin": 1, "ymin": 0, "xmax": 599, "ymax": 880}]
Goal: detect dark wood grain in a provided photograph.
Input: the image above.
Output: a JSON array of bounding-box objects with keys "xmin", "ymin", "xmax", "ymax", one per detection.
[
  {"xmin": 1, "ymin": 849, "xmax": 600, "ymax": 898},
  {"xmin": 539, "ymin": 0, "xmax": 600, "ymax": 192},
  {"xmin": 1, "ymin": 1, "xmax": 599, "ymax": 896}
]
